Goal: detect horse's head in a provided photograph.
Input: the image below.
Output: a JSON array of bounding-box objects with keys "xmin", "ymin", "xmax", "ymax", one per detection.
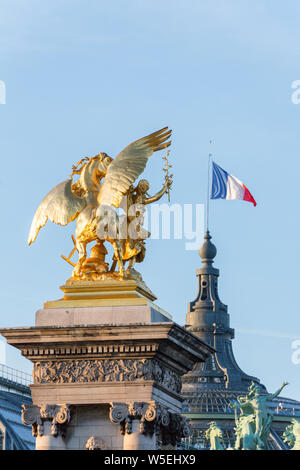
[
  {"xmin": 71, "ymin": 152, "xmax": 113, "ymax": 196},
  {"xmin": 94, "ymin": 152, "xmax": 113, "ymax": 178}
]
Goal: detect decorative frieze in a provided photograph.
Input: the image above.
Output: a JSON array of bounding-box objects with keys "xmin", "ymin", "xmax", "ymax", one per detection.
[
  {"xmin": 33, "ymin": 358, "xmax": 182, "ymax": 394},
  {"xmin": 109, "ymin": 402, "xmax": 191, "ymax": 446},
  {"xmin": 22, "ymin": 404, "xmax": 71, "ymax": 438}
]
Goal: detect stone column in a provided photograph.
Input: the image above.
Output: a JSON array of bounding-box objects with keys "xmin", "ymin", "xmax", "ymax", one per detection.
[
  {"xmin": 109, "ymin": 402, "xmax": 191, "ymax": 450},
  {"xmin": 124, "ymin": 403, "xmax": 157, "ymax": 450},
  {"xmin": 123, "ymin": 418, "xmax": 156, "ymax": 451},
  {"xmin": 22, "ymin": 404, "xmax": 71, "ymax": 450}
]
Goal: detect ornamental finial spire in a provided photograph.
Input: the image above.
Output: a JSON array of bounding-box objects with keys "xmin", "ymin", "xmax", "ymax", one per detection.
[{"xmin": 198, "ymin": 230, "xmax": 217, "ymax": 265}]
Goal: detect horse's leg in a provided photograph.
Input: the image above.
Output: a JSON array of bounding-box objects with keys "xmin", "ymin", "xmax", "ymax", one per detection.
[
  {"xmin": 109, "ymin": 256, "xmax": 118, "ymax": 273},
  {"xmin": 111, "ymin": 240, "xmax": 124, "ymax": 277},
  {"xmin": 126, "ymin": 255, "xmax": 136, "ymax": 273},
  {"xmin": 73, "ymin": 240, "xmax": 87, "ymax": 277}
]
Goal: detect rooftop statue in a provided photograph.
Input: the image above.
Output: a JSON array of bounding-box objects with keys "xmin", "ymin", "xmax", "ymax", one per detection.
[
  {"xmin": 283, "ymin": 418, "xmax": 300, "ymax": 450},
  {"xmin": 230, "ymin": 381, "xmax": 289, "ymax": 450},
  {"xmin": 28, "ymin": 128, "xmax": 172, "ymax": 281},
  {"xmin": 233, "ymin": 411, "xmax": 260, "ymax": 450},
  {"xmin": 205, "ymin": 421, "xmax": 225, "ymax": 450}
]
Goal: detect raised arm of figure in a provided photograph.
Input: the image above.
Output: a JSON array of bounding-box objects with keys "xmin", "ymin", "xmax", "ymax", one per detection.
[
  {"xmin": 144, "ymin": 177, "xmax": 172, "ymax": 205},
  {"xmin": 268, "ymin": 382, "xmax": 289, "ymax": 401}
]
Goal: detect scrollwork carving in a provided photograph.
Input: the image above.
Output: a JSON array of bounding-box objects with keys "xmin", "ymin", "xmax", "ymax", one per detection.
[
  {"xmin": 22, "ymin": 404, "xmax": 71, "ymax": 438},
  {"xmin": 109, "ymin": 401, "xmax": 190, "ymax": 446},
  {"xmin": 109, "ymin": 403, "xmax": 128, "ymax": 424},
  {"xmin": 161, "ymin": 413, "xmax": 191, "ymax": 447},
  {"xmin": 22, "ymin": 404, "xmax": 43, "ymax": 437},
  {"xmin": 157, "ymin": 404, "xmax": 170, "ymax": 427},
  {"xmin": 144, "ymin": 404, "xmax": 156, "ymax": 422}
]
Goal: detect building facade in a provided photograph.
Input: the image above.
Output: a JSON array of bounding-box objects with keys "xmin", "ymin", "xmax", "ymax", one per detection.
[
  {"xmin": 181, "ymin": 231, "xmax": 300, "ymax": 450},
  {"xmin": 0, "ymin": 364, "xmax": 35, "ymax": 450}
]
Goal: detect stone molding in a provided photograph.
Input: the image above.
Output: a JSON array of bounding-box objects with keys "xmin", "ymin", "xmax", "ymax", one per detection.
[
  {"xmin": 33, "ymin": 358, "xmax": 182, "ymax": 395},
  {"xmin": 109, "ymin": 401, "xmax": 191, "ymax": 446},
  {"xmin": 21, "ymin": 404, "xmax": 71, "ymax": 438},
  {"xmin": 22, "ymin": 343, "xmax": 159, "ymax": 358},
  {"xmin": 0, "ymin": 323, "xmax": 213, "ymax": 368}
]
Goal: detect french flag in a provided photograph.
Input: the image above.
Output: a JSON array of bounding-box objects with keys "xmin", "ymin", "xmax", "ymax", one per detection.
[{"xmin": 211, "ymin": 161, "xmax": 257, "ymax": 207}]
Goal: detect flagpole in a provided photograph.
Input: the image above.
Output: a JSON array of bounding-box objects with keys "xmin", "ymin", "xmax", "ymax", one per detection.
[{"xmin": 206, "ymin": 141, "xmax": 212, "ymax": 232}]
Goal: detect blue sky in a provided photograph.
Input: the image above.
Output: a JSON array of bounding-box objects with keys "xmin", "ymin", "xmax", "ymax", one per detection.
[{"xmin": 0, "ymin": 0, "xmax": 299, "ymax": 400}]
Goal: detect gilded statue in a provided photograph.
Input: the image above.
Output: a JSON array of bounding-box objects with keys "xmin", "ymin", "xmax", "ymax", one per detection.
[
  {"xmin": 28, "ymin": 127, "xmax": 172, "ymax": 281},
  {"xmin": 230, "ymin": 381, "xmax": 289, "ymax": 450}
]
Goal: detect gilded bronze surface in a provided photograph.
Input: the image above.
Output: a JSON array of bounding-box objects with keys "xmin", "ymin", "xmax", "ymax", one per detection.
[{"xmin": 28, "ymin": 127, "xmax": 172, "ymax": 281}]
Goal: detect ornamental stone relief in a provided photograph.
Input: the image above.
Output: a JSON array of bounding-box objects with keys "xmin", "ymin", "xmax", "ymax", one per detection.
[
  {"xmin": 33, "ymin": 358, "xmax": 182, "ymax": 394},
  {"xmin": 22, "ymin": 404, "xmax": 71, "ymax": 438},
  {"xmin": 85, "ymin": 436, "xmax": 107, "ymax": 450}
]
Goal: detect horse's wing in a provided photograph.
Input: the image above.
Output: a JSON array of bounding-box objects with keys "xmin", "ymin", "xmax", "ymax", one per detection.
[
  {"xmin": 28, "ymin": 179, "xmax": 87, "ymax": 245},
  {"xmin": 98, "ymin": 127, "xmax": 171, "ymax": 208}
]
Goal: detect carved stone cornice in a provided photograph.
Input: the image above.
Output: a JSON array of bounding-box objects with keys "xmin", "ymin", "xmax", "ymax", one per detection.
[
  {"xmin": 109, "ymin": 402, "xmax": 191, "ymax": 446},
  {"xmin": 33, "ymin": 358, "xmax": 182, "ymax": 395},
  {"xmin": 22, "ymin": 343, "xmax": 159, "ymax": 359},
  {"xmin": 22, "ymin": 404, "xmax": 71, "ymax": 438},
  {"xmin": 0, "ymin": 323, "xmax": 214, "ymax": 371}
]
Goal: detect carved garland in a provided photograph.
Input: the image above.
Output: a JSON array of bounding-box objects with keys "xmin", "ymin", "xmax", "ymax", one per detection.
[{"xmin": 33, "ymin": 358, "xmax": 182, "ymax": 394}]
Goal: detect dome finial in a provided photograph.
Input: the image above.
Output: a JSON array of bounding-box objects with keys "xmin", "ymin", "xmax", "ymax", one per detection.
[{"xmin": 198, "ymin": 230, "xmax": 217, "ymax": 264}]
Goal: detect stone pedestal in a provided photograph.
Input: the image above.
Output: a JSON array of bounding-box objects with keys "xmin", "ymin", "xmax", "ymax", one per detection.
[{"xmin": 0, "ymin": 279, "xmax": 213, "ymax": 450}]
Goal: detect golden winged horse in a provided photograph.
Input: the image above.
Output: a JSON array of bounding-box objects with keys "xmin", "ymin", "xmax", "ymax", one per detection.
[{"xmin": 28, "ymin": 127, "xmax": 172, "ymax": 278}]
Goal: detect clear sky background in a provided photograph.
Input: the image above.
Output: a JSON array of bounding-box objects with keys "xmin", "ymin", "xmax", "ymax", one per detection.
[{"xmin": 0, "ymin": 0, "xmax": 299, "ymax": 400}]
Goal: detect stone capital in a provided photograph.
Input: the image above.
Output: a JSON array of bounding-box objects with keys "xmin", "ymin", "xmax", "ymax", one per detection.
[
  {"xmin": 22, "ymin": 404, "xmax": 71, "ymax": 438},
  {"xmin": 161, "ymin": 412, "xmax": 191, "ymax": 447},
  {"xmin": 109, "ymin": 401, "xmax": 191, "ymax": 446}
]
